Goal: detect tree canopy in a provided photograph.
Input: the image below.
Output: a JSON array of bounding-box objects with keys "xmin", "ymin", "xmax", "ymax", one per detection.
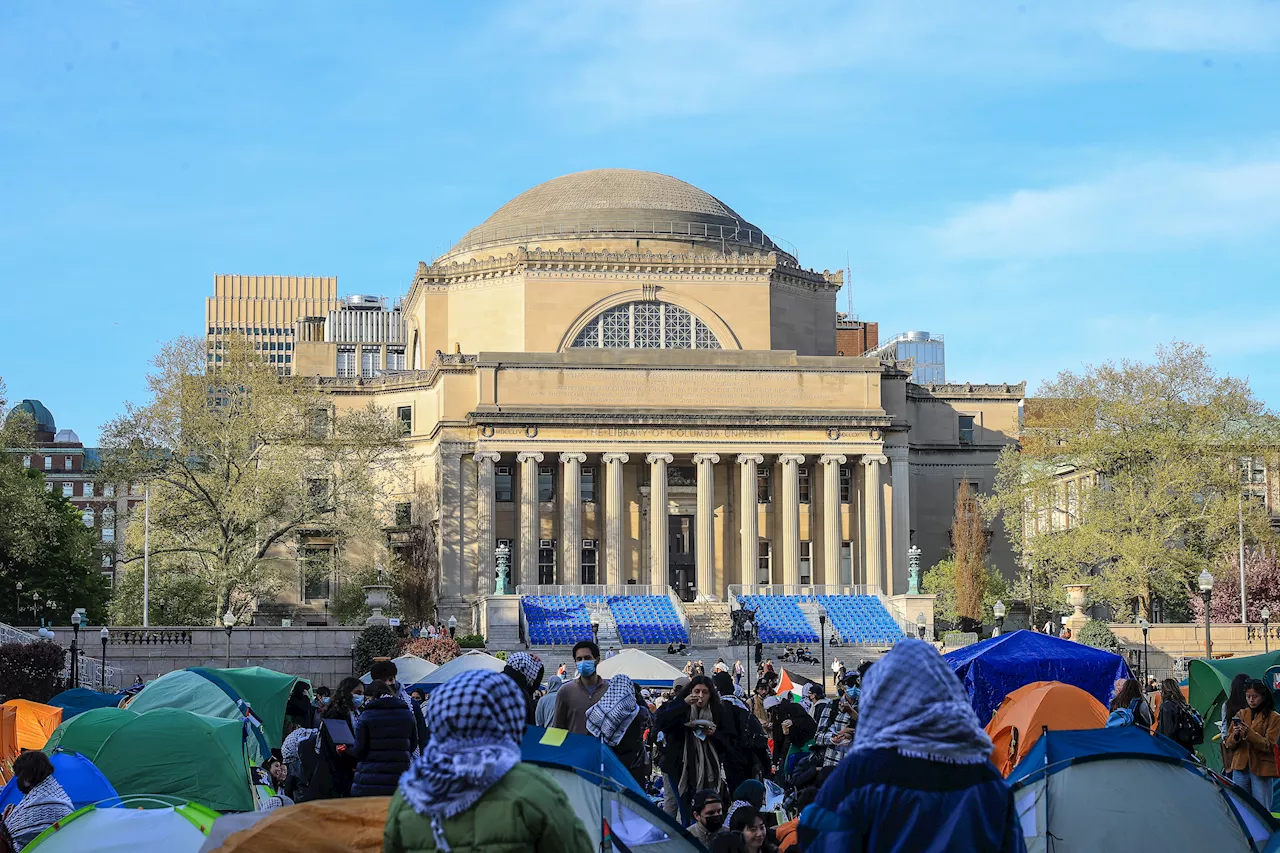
[{"xmin": 986, "ymin": 342, "xmax": 1279, "ymax": 619}]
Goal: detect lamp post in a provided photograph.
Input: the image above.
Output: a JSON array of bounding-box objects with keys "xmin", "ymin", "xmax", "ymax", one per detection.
[
  {"xmin": 590, "ymin": 615, "xmax": 600, "ymax": 645},
  {"xmin": 70, "ymin": 611, "xmax": 82, "ymax": 688},
  {"xmin": 744, "ymin": 609, "xmax": 757, "ymax": 694},
  {"xmin": 448, "ymin": 615, "xmax": 457, "ymax": 639},
  {"xmin": 916, "ymin": 612, "xmax": 927, "ymax": 641},
  {"xmin": 1198, "ymin": 569, "xmax": 1214, "ymax": 659},
  {"xmin": 99, "ymin": 627, "xmax": 109, "ymax": 691},
  {"xmin": 1263, "ymin": 606, "xmax": 1272, "ymax": 654},
  {"xmin": 817, "ymin": 603, "xmax": 827, "ymax": 692},
  {"xmin": 223, "ymin": 609, "xmax": 236, "ymax": 669},
  {"xmin": 31, "ymin": 591, "xmax": 40, "ymax": 627},
  {"xmin": 993, "ymin": 600, "xmax": 1006, "ymax": 637},
  {"xmin": 1138, "ymin": 618, "xmax": 1150, "ymax": 686},
  {"xmin": 14, "ymin": 581, "xmax": 21, "ymax": 622}
]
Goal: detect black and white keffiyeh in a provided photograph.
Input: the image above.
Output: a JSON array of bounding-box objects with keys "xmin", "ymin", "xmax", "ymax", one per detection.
[
  {"xmin": 4, "ymin": 775, "xmax": 73, "ymax": 848},
  {"xmin": 853, "ymin": 639, "xmax": 992, "ymax": 765},
  {"xmin": 398, "ymin": 669, "xmax": 527, "ymax": 852},
  {"xmin": 586, "ymin": 674, "xmax": 640, "ymax": 747},
  {"xmin": 506, "ymin": 652, "xmax": 543, "ymax": 687}
]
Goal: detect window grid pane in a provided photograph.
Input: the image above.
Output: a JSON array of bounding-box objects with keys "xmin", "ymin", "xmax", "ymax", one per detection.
[{"xmin": 570, "ymin": 301, "xmax": 721, "ymax": 350}]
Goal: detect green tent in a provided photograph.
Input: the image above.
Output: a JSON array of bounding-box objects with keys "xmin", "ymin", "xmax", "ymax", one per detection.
[
  {"xmin": 1188, "ymin": 651, "xmax": 1280, "ymax": 770},
  {"xmin": 45, "ymin": 707, "xmax": 262, "ymax": 813},
  {"xmin": 125, "ymin": 666, "xmax": 303, "ymax": 750}
]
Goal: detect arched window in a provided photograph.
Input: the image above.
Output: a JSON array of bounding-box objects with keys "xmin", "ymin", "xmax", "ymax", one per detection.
[{"xmin": 571, "ymin": 302, "xmax": 722, "ymax": 350}]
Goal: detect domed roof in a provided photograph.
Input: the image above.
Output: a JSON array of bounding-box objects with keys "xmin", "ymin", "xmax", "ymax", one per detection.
[
  {"xmin": 7, "ymin": 399, "xmax": 56, "ymax": 434},
  {"xmin": 441, "ymin": 169, "xmax": 788, "ymax": 261}
]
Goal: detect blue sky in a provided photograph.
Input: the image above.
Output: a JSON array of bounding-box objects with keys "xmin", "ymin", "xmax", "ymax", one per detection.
[{"xmin": 2, "ymin": 1, "xmax": 1278, "ymax": 443}]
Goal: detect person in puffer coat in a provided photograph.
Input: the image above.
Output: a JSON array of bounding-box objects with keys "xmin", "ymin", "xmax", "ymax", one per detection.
[
  {"xmin": 384, "ymin": 669, "xmax": 592, "ymax": 853},
  {"xmin": 352, "ymin": 681, "xmax": 418, "ymax": 797}
]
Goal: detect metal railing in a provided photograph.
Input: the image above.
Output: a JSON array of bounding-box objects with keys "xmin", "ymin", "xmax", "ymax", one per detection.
[
  {"xmin": 446, "ymin": 219, "xmax": 798, "ymax": 261},
  {"xmin": 728, "ymin": 584, "xmax": 882, "ymax": 600},
  {"xmin": 516, "ymin": 584, "xmax": 672, "ymax": 598},
  {"xmin": 0, "ymin": 621, "xmax": 123, "ymax": 691},
  {"xmin": 111, "ymin": 629, "xmax": 194, "ymax": 645}
]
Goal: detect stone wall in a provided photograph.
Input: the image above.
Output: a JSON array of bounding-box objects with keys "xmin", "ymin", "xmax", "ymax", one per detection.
[{"xmin": 1109, "ymin": 622, "xmax": 1280, "ymax": 682}]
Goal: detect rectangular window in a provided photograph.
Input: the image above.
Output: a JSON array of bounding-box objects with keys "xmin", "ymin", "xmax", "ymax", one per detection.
[
  {"xmin": 798, "ymin": 466, "xmax": 811, "ymax": 504},
  {"xmin": 307, "ymin": 478, "xmax": 329, "ymax": 503},
  {"xmin": 301, "ymin": 548, "xmax": 332, "ymax": 600},
  {"xmin": 839, "ymin": 466, "xmax": 852, "ymax": 503},
  {"xmin": 62, "ymin": 482, "xmax": 73, "ymax": 498},
  {"xmin": 44, "ymin": 481, "xmax": 52, "ymax": 492},
  {"xmin": 83, "ymin": 481, "xmax": 93, "ymax": 498},
  {"xmin": 102, "ymin": 525, "xmax": 115, "ymax": 543},
  {"xmin": 397, "ymin": 405, "xmax": 412, "ymax": 436},
  {"xmin": 538, "ymin": 544, "xmax": 556, "ymax": 584},
  {"xmin": 757, "ymin": 467, "xmax": 772, "ymax": 503},
  {"xmin": 958, "ymin": 415, "xmax": 976, "ymax": 445},
  {"xmin": 394, "ymin": 502, "xmax": 412, "ymax": 527},
  {"xmin": 43, "ymin": 456, "xmax": 51, "ymax": 471},
  {"xmin": 800, "ymin": 540, "xmax": 812, "ymax": 584},
  {"xmin": 757, "ymin": 540, "xmax": 772, "ymax": 584},
  {"xmin": 387, "ymin": 347, "xmax": 406, "ymax": 371},
  {"xmin": 538, "ymin": 466, "xmax": 555, "ymax": 502},
  {"xmin": 64, "ymin": 456, "xmax": 73, "ymax": 469},
  {"xmin": 82, "ymin": 509, "xmax": 95, "ymax": 527},
  {"xmin": 102, "ymin": 554, "xmax": 112, "ymax": 569},
  {"xmin": 22, "ymin": 455, "xmax": 30, "ymax": 469},
  {"xmin": 495, "ymin": 466, "xmax": 513, "ymax": 502},
  {"xmin": 337, "ymin": 347, "xmax": 356, "ymax": 379},
  {"xmin": 104, "ymin": 484, "xmax": 115, "ymax": 498},
  {"xmin": 581, "ymin": 541, "xmax": 598, "ymax": 584},
  {"xmin": 840, "ymin": 541, "xmax": 853, "ymax": 585},
  {"xmin": 360, "ymin": 347, "xmax": 380, "ymax": 378},
  {"xmin": 580, "ymin": 467, "xmax": 596, "ymax": 503},
  {"xmin": 308, "ymin": 408, "xmax": 330, "ymax": 439}
]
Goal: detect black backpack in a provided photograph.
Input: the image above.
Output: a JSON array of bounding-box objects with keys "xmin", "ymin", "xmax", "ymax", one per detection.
[{"xmin": 1176, "ymin": 703, "xmax": 1205, "ymax": 746}]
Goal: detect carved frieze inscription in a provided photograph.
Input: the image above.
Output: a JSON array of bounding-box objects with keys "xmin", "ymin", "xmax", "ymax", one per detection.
[{"xmin": 505, "ymin": 369, "xmax": 856, "ymax": 409}]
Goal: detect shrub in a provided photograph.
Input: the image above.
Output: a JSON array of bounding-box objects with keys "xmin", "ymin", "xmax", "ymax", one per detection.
[
  {"xmin": 1077, "ymin": 619, "xmax": 1120, "ymax": 652},
  {"xmin": 455, "ymin": 633, "xmax": 485, "ymax": 649},
  {"xmin": 399, "ymin": 637, "xmax": 460, "ymax": 665},
  {"xmin": 0, "ymin": 640, "xmax": 67, "ymax": 702},
  {"xmin": 353, "ymin": 624, "xmax": 399, "ymax": 675},
  {"xmin": 494, "ymin": 650, "xmax": 509, "ymax": 662}
]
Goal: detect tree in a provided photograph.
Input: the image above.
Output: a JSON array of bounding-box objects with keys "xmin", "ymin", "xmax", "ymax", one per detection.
[
  {"xmin": 0, "ymin": 378, "xmax": 110, "ymax": 626},
  {"xmin": 953, "ymin": 482, "xmax": 988, "ymax": 630},
  {"xmin": 1076, "ymin": 619, "xmax": 1121, "ymax": 652},
  {"xmin": 389, "ymin": 484, "xmax": 439, "ymax": 624},
  {"xmin": 1189, "ymin": 546, "xmax": 1280, "ymax": 624},
  {"xmin": 922, "ymin": 556, "xmax": 1008, "ymax": 628},
  {"xmin": 987, "ymin": 342, "xmax": 1279, "ymax": 619},
  {"xmin": 100, "ymin": 336, "xmax": 404, "ymax": 624}
]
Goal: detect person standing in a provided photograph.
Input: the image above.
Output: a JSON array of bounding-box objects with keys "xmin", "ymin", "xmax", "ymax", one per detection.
[
  {"xmin": 1109, "ymin": 679, "xmax": 1154, "ymax": 729},
  {"xmin": 713, "ymin": 671, "xmax": 769, "ymax": 792},
  {"xmin": 503, "ymin": 651, "xmax": 544, "ymax": 724},
  {"xmin": 655, "ymin": 674, "xmax": 729, "ymax": 825},
  {"xmin": 734, "ymin": 659, "xmax": 745, "ymax": 686},
  {"xmin": 536, "ymin": 674, "xmax": 564, "ymax": 728},
  {"xmin": 814, "ymin": 674, "xmax": 859, "ymax": 768},
  {"xmin": 1223, "ymin": 678, "xmax": 1280, "ymax": 807},
  {"xmin": 385, "ymin": 669, "xmax": 593, "ymax": 853},
  {"xmin": 586, "ymin": 674, "xmax": 649, "ymax": 785},
  {"xmin": 1155, "ymin": 678, "xmax": 1201, "ymax": 755},
  {"xmin": 552, "ymin": 641, "xmax": 611, "ymax": 735},
  {"xmin": 351, "ymin": 681, "xmax": 418, "ymax": 797}
]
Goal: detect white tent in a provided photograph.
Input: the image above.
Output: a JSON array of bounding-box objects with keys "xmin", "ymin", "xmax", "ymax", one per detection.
[
  {"xmin": 596, "ymin": 648, "xmax": 686, "ymax": 687},
  {"xmin": 360, "ymin": 654, "xmax": 439, "ymax": 687},
  {"xmin": 421, "ymin": 650, "xmax": 507, "ymax": 689}
]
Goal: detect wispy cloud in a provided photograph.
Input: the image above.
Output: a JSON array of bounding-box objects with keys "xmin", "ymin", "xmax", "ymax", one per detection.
[
  {"xmin": 933, "ymin": 158, "xmax": 1280, "ymax": 258},
  {"xmin": 1092, "ymin": 0, "xmax": 1280, "ymax": 53}
]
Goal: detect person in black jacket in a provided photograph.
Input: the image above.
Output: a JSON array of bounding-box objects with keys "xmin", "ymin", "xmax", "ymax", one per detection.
[
  {"xmin": 770, "ymin": 699, "xmax": 817, "ymax": 782},
  {"xmin": 351, "ymin": 681, "xmax": 418, "ymax": 796},
  {"xmin": 712, "ymin": 671, "xmax": 769, "ymax": 792},
  {"xmin": 503, "ymin": 651, "xmax": 545, "ymax": 725},
  {"xmin": 655, "ymin": 674, "xmax": 731, "ymax": 825},
  {"xmin": 586, "ymin": 673, "xmax": 649, "ymax": 785}
]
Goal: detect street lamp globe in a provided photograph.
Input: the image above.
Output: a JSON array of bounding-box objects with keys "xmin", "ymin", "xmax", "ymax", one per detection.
[
  {"xmin": 223, "ymin": 609, "xmax": 236, "ymax": 629},
  {"xmin": 100, "ymin": 627, "xmax": 109, "ymax": 642},
  {"xmin": 993, "ymin": 600, "xmax": 1006, "ymax": 621},
  {"xmin": 1263, "ymin": 606, "xmax": 1272, "ymax": 623},
  {"xmin": 1198, "ymin": 570, "xmax": 1214, "ymax": 593},
  {"xmin": 915, "ymin": 612, "xmax": 927, "ymax": 640},
  {"xmin": 71, "ymin": 611, "xmax": 82, "ymax": 629},
  {"xmin": 1138, "ymin": 617, "xmax": 1150, "ymax": 632}
]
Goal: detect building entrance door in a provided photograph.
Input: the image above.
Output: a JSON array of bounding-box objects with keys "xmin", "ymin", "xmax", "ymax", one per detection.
[{"xmin": 669, "ymin": 515, "xmax": 696, "ymax": 602}]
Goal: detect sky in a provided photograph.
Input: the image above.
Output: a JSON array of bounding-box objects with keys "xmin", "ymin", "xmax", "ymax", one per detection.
[{"xmin": 2, "ymin": 1, "xmax": 1278, "ymax": 444}]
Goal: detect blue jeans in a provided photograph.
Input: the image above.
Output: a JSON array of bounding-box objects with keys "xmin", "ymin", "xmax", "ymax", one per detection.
[{"xmin": 1231, "ymin": 768, "xmax": 1274, "ymax": 808}]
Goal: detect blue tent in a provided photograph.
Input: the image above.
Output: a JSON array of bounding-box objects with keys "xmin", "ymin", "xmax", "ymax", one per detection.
[
  {"xmin": 0, "ymin": 750, "xmax": 118, "ymax": 810},
  {"xmin": 1006, "ymin": 726, "xmax": 1190, "ymax": 786},
  {"xmin": 945, "ymin": 630, "xmax": 1131, "ymax": 725},
  {"xmin": 521, "ymin": 726, "xmax": 702, "ymax": 853},
  {"xmin": 48, "ymin": 689, "xmax": 127, "ymax": 720}
]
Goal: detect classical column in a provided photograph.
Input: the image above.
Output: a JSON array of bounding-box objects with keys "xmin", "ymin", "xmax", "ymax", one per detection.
[
  {"xmin": 516, "ymin": 451, "xmax": 543, "ymax": 589},
  {"xmin": 559, "ymin": 452, "xmax": 587, "ymax": 585},
  {"xmin": 778, "ymin": 454, "xmax": 805, "ymax": 587},
  {"xmin": 820, "ymin": 454, "xmax": 847, "ymax": 586},
  {"xmin": 601, "ymin": 453, "xmax": 629, "ymax": 586},
  {"xmin": 693, "ymin": 453, "xmax": 720, "ymax": 599},
  {"xmin": 737, "ymin": 454, "xmax": 763, "ymax": 586},
  {"xmin": 646, "ymin": 453, "xmax": 673, "ymax": 587},
  {"xmin": 862, "ymin": 454, "xmax": 888, "ymax": 592},
  {"xmin": 474, "ymin": 451, "xmax": 501, "ymax": 595},
  {"xmin": 885, "ymin": 445, "xmax": 911, "ymax": 596}
]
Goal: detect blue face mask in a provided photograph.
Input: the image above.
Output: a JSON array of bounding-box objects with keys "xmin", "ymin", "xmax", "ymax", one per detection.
[
  {"xmin": 576, "ymin": 660, "xmax": 596, "ymax": 678},
  {"xmin": 353, "ymin": 694, "xmax": 365, "ymax": 708}
]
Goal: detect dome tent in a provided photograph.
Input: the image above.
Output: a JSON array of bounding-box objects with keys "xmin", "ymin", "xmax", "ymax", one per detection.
[
  {"xmin": 0, "ymin": 750, "xmax": 117, "ymax": 811},
  {"xmin": 360, "ymin": 654, "xmax": 438, "ymax": 691},
  {"xmin": 596, "ymin": 648, "xmax": 686, "ymax": 687},
  {"xmin": 125, "ymin": 666, "xmax": 303, "ymax": 750},
  {"xmin": 984, "ymin": 681, "xmax": 1109, "ymax": 776},
  {"xmin": 1187, "ymin": 650, "xmax": 1280, "ymax": 771},
  {"xmin": 2, "ymin": 699, "xmax": 63, "ymax": 750},
  {"xmin": 419, "ymin": 650, "xmax": 506, "ymax": 691},
  {"xmin": 944, "ymin": 630, "xmax": 1131, "ymax": 725},
  {"xmin": 1008, "ymin": 727, "xmax": 1276, "ymax": 852},
  {"xmin": 24, "ymin": 800, "xmax": 218, "ymax": 853},
  {"xmin": 48, "ymin": 688, "xmax": 126, "ymax": 720}
]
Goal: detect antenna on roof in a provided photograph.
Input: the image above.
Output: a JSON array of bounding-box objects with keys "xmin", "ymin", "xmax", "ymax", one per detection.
[{"xmin": 845, "ymin": 250, "xmax": 854, "ymax": 317}]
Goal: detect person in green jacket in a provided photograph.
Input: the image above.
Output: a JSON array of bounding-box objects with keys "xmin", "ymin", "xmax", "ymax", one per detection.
[{"xmin": 384, "ymin": 668, "xmax": 593, "ymax": 853}]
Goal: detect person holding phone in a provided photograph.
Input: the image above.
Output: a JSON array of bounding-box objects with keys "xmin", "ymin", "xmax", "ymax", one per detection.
[{"xmin": 1223, "ymin": 678, "xmax": 1280, "ymax": 807}]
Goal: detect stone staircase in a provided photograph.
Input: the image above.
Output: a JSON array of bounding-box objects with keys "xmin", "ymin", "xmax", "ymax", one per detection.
[
  {"xmin": 587, "ymin": 601, "xmax": 620, "ymax": 648},
  {"xmin": 683, "ymin": 600, "xmax": 732, "ymax": 645}
]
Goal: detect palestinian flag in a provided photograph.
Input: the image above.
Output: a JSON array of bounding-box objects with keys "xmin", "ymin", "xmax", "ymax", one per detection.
[{"xmin": 775, "ymin": 669, "xmax": 806, "ymax": 703}]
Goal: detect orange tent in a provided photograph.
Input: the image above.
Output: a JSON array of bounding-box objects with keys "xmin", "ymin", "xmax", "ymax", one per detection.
[
  {"xmin": 2, "ymin": 699, "xmax": 63, "ymax": 751},
  {"xmin": 0, "ymin": 705, "xmax": 16, "ymax": 781},
  {"xmin": 985, "ymin": 681, "xmax": 1108, "ymax": 776}
]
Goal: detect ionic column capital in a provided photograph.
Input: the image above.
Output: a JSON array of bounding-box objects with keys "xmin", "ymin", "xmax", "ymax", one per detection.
[
  {"xmin": 778, "ymin": 453, "xmax": 806, "ymax": 466},
  {"xmin": 646, "ymin": 452, "xmax": 674, "ymax": 465},
  {"xmin": 601, "ymin": 452, "xmax": 630, "ymax": 464},
  {"xmin": 819, "ymin": 454, "xmax": 847, "ymax": 466},
  {"xmin": 559, "ymin": 452, "xmax": 587, "ymax": 464},
  {"xmin": 861, "ymin": 454, "xmax": 888, "ymax": 467},
  {"xmin": 692, "ymin": 453, "xmax": 721, "ymax": 465},
  {"xmin": 736, "ymin": 453, "xmax": 764, "ymax": 466},
  {"xmin": 884, "ymin": 445, "xmax": 910, "ymax": 461},
  {"xmin": 516, "ymin": 451, "xmax": 544, "ymax": 464},
  {"xmin": 474, "ymin": 451, "xmax": 502, "ymax": 464}
]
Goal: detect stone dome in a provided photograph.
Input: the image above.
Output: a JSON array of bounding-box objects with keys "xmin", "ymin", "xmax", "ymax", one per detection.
[{"xmin": 441, "ymin": 169, "xmax": 789, "ymax": 261}]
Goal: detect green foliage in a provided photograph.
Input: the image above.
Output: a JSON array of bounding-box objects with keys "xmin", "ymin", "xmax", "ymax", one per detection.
[
  {"xmin": 109, "ymin": 562, "xmax": 216, "ymax": 626},
  {"xmin": 1076, "ymin": 619, "xmax": 1121, "ymax": 652},
  {"xmin": 923, "ymin": 557, "xmax": 1009, "ymax": 627},
  {"xmin": 0, "ymin": 640, "xmax": 68, "ymax": 702},
  {"xmin": 353, "ymin": 624, "xmax": 399, "ymax": 675},
  {"xmin": 493, "ymin": 650, "xmax": 509, "ymax": 661},
  {"xmin": 455, "ymin": 633, "xmax": 485, "ymax": 648}
]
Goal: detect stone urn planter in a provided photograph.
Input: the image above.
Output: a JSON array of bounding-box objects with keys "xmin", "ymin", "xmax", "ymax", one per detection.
[
  {"xmin": 363, "ymin": 584, "xmax": 393, "ymax": 626},
  {"xmin": 1063, "ymin": 583, "xmax": 1092, "ymax": 637}
]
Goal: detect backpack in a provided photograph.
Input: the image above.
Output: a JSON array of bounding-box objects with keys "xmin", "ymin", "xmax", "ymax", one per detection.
[
  {"xmin": 1175, "ymin": 704, "xmax": 1205, "ymax": 745},
  {"xmin": 1107, "ymin": 697, "xmax": 1142, "ymax": 728}
]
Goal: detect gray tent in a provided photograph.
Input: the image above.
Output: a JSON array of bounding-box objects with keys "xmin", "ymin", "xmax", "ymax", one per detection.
[
  {"xmin": 420, "ymin": 650, "xmax": 507, "ymax": 690},
  {"xmin": 1009, "ymin": 728, "xmax": 1276, "ymax": 852}
]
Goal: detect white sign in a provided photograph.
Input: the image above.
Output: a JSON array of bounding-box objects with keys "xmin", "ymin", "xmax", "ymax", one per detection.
[{"xmin": 389, "ymin": 618, "xmax": 402, "ymax": 627}]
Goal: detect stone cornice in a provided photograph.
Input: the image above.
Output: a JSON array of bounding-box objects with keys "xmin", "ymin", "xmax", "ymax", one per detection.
[
  {"xmin": 470, "ymin": 409, "xmax": 892, "ymax": 428},
  {"xmin": 908, "ymin": 381, "xmax": 1026, "ymax": 401}
]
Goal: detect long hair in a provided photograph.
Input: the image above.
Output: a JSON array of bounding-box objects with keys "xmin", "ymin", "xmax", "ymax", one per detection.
[
  {"xmin": 325, "ymin": 676, "xmax": 363, "ymax": 719},
  {"xmin": 1246, "ymin": 679, "xmax": 1277, "ymax": 716},
  {"xmin": 1224, "ymin": 673, "xmax": 1251, "ymax": 724},
  {"xmin": 1160, "ymin": 678, "xmax": 1185, "ymax": 707},
  {"xmin": 1110, "ymin": 679, "xmax": 1143, "ymax": 712},
  {"xmin": 685, "ymin": 674, "xmax": 722, "ymax": 714}
]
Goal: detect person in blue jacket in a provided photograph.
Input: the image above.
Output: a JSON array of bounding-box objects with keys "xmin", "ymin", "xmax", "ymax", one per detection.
[
  {"xmin": 798, "ymin": 639, "xmax": 1026, "ymax": 853},
  {"xmin": 351, "ymin": 680, "xmax": 419, "ymax": 796}
]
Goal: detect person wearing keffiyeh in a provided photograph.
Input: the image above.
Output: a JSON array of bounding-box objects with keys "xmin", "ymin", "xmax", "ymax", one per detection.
[
  {"xmin": 502, "ymin": 651, "xmax": 544, "ymax": 725},
  {"xmin": 3, "ymin": 752, "xmax": 73, "ymax": 850},
  {"xmin": 798, "ymin": 640, "xmax": 1026, "ymax": 853},
  {"xmin": 384, "ymin": 669, "xmax": 592, "ymax": 853},
  {"xmin": 586, "ymin": 674, "xmax": 648, "ymax": 784}
]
